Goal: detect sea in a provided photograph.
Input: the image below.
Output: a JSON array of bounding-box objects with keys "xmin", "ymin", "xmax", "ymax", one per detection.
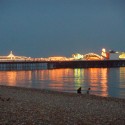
[{"xmin": 0, "ymin": 67, "xmax": 125, "ymax": 99}]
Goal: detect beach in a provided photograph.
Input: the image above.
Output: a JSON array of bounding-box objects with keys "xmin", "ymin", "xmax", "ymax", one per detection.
[{"xmin": 0, "ymin": 85, "xmax": 125, "ymax": 125}]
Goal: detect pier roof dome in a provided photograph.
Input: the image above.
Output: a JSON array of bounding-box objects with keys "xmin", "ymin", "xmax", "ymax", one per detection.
[
  {"xmin": 83, "ymin": 53, "xmax": 102, "ymax": 60},
  {"xmin": 7, "ymin": 51, "xmax": 15, "ymax": 58}
]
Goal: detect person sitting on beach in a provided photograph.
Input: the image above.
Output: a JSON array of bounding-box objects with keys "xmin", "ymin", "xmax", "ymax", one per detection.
[
  {"xmin": 77, "ymin": 87, "xmax": 82, "ymax": 94},
  {"xmin": 87, "ymin": 87, "xmax": 91, "ymax": 94}
]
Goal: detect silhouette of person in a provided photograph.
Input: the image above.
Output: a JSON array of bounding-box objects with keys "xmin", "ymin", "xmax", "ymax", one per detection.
[
  {"xmin": 87, "ymin": 87, "xmax": 91, "ymax": 94},
  {"xmin": 77, "ymin": 87, "xmax": 82, "ymax": 94}
]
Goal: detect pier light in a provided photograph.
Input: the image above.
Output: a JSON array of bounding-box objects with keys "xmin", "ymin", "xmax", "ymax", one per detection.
[
  {"xmin": 102, "ymin": 48, "xmax": 106, "ymax": 52},
  {"xmin": 7, "ymin": 51, "xmax": 15, "ymax": 59},
  {"xmin": 101, "ymin": 48, "xmax": 110, "ymax": 59},
  {"xmin": 83, "ymin": 53, "xmax": 102, "ymax": 60},
  {"xmin": 72, "ymin": 53, "xmax": 83, "ymax": 60},
  {"xmin": 119, "ymin": 53, "xmax": 125, "ymax": 59}
]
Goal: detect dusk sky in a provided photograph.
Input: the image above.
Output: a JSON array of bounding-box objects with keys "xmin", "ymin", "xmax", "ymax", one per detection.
[{"xmin": 0, "ymin": 0, "xmax": 125, "ymax": 57}]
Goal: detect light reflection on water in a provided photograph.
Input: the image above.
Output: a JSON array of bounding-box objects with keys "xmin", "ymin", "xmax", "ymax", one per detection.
[{"xmin": 0, "ymin": 68, "xmax": 125, "ymax": 98}]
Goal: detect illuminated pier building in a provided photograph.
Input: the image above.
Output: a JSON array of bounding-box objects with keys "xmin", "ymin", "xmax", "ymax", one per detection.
[
  {"xmin": 72, "ymin": 48, "xmax": 125, "ymax": 60},
  {"xmin": 0, "ymin": 51, "xmax": 31, "ymax": 61},
  {"xmin": 0, "ymin": 48, "xmax": 125, "ymax": 70},
  {"xmin": 0, "ymin": 48, "xmax": 125, "ymax": 62}
]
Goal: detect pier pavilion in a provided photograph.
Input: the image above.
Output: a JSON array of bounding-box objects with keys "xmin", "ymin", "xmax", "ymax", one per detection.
[{"xmin": 0, "ymin": 51, "xmax": 31, "ymax": 61}]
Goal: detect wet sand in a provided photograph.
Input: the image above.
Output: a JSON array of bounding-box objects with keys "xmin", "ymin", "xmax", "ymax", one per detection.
[{"xmin": 0, "ymin": 85, "xmax": 125, "ymax": 125}]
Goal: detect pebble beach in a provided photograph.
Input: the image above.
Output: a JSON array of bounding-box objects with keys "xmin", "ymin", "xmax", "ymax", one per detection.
[{"xmin": 0, "ymin": 85, "xmax": 125, "ymax": 125}]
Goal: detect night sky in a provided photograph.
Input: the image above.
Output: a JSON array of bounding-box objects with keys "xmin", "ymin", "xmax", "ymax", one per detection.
[{"xmin": 0, "ymin": 0, "xmax": 125, "ymax": 57}]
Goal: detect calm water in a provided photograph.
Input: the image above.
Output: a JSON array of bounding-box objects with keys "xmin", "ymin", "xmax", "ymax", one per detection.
[{"xmin": 0, "ymin": 68, "xmax": 125, "ymax": 99}]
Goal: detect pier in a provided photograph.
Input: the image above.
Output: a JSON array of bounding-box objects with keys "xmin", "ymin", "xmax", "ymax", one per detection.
[
  {"xmin": 0, "ymin": 61, "xmax": 47, "ymax": 70},
  {"xmin": 0, "ymin": 60, "xmax": 125, "ymax": 70},
  {"xmin": 0, "ymin": 49, "xmax": 125, "ymax": 70},
  {"xmin": 47, "ymin": 60, "xmax": 125, "ymax": 69}
]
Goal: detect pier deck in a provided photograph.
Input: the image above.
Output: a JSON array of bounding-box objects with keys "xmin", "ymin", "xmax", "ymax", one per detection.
[{"xmin": 0, "ymin": 60, "xmax": 125, "ymax": 70}]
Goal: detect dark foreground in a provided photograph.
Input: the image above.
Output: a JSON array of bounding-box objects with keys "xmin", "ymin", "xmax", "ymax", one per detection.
[{"xmin": 0, "ymin": 85, "xmax": 125, "ymax": 125}]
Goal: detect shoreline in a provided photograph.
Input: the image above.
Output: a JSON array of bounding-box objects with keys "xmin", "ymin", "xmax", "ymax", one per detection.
[{"xmin": 0, "ymin": 85, "xmax": 125, "ymax": 125}]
